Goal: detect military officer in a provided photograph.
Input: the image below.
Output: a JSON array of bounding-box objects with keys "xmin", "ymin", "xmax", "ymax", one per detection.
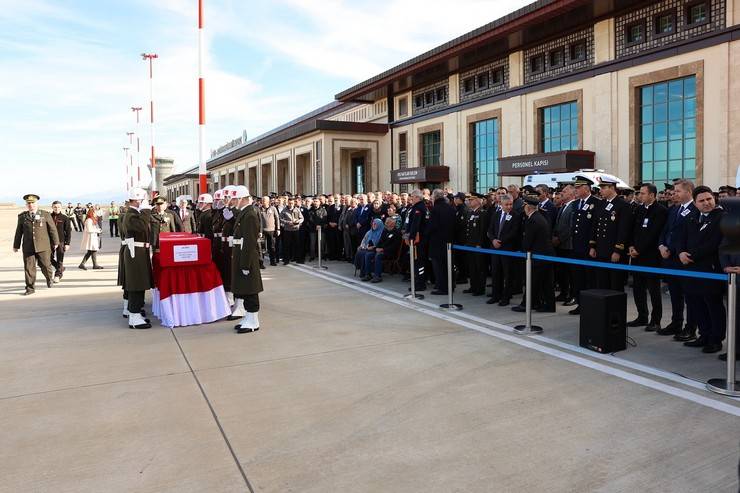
[
  {"xmin": 221, "ymin": 186, "xmax": 245, "ymax": 320},
  {"xmin": 231, "ymin": 186, "xmax": 264, "ymax": 334},
  {"xmin": 122, "ymin": 188, "xmax": 154, "ymax": 329},
  {"xmin": 150, "ymin": 196, "xmax": 181, "ymax": 251},
  {"xmin": 50, "ymin": 200, "xmax": 72, "ymax": 282},
  {"xmin": 462, "ymin": 193, "xmax": 488, "ymax": 296},
  {"xmin": 404, "ymin": 189, "xmax": 429, "ymax": 292},
  {"xmin": 13, "ymin": 194, "xmax": 59, "ymax": 295},
  {"xmin": 589, "ymin": 177, "xmax": 633, "ymax": 291},
  {"xmin": 74, "ymin": 202, "xmax": 86, "ymax": 232},
  {"xmin": 196, "ymin": 193, "xmax": 215, "ymax": 242},
  {"xmin": 568, "ymin": 176, "xmax": 601, "ymax": 315}
]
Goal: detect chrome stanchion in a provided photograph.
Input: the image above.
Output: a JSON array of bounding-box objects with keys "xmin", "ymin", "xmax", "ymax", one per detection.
[
  {"xmin": 313, "ymin": 226, "xmax": 327, "ymax": 270},
  {"xmin": 440, "ymin": 243, "xmax": 462, "ymax": 310},
  {"xmin": 404, "ymin": 242, "xmax": 424, "ymax": 300},
  {"xmin": 707, "ymin": 272, "xmax": 740, "ymax": 396},
  {"xmin": 514, "ymin": 251, "xmax": 542, "ymax": 334}
]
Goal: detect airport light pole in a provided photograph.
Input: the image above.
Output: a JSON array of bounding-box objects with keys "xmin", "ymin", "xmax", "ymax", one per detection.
[{"xmin": 141, "ymin": 53, "xmax": 158, "ymax": 196}]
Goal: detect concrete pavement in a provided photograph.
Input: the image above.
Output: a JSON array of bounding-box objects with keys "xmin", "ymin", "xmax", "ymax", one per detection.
[{"xmin": 1, "ymin": 208, "xmax": 738, "ymax": 492}]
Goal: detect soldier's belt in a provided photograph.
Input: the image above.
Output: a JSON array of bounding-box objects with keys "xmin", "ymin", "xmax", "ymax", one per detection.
[
  {"xmin": 121, "ymin": 240, "xmax": 150, "ymax": 248},
  {"xmin": 232, "ymin": 238, "xmax": 243, "ymax": 246},
  {"xmin": 214, "ymin": 233, "xmax": 223, "ymax": 238}
]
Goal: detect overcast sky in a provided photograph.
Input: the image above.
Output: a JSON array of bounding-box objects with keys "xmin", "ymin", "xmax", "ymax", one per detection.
[{"xmin": 0, "ymin": 0, "xmax": 531, "ymax": 203}]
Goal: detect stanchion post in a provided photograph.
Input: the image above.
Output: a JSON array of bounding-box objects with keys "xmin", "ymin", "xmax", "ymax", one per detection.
[
  {"xmin": 440, "ymin": 243, "xmax": 462, "ymax": 310},
  {"xmin": 707, "ymin": 272, "xmax": 739, "ymax": 396},
  {"xmin": 404, "ymin": 242, "xmax": 424, "ymax": 300},
  {"xmin": 514, "ymin": 251, "xmax": 542, "ymax": 334},
  {"xmin": 313, "ymin": 227, "xmax": 327, "ymax": 270}
]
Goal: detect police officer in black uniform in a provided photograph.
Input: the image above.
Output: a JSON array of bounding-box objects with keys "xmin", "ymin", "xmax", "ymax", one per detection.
[
  {"xmin": 462, "ymin": 193, "xmax": 488, "ymax": 296},
  {"xmin": 568, "ymin": 176, "xmax": 600, "ymax": 315},
  {"xmin": 588, "ymin": 177, "xmax": 633, "ymax": 291},
  {"xmin": 452, "ymin": 192, "xmax": 469, "ymax": 284},
  {"xmin": 404, "ymin": 189, "xmax": 429, "ymax": 291}
]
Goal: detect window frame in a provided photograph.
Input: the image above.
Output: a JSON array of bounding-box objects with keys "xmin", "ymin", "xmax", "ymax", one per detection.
[
  {"xmin": 491, "ymin": 67, "xmax": 504, "ymax": 85},
  {"xmin": 654, "ymin": 9, "xmax": 677, "ymax": 38},
  {"xmin": 420, "ymin": 130, "xmax": 442, "ymax": 167},
  {"xmin": 462, "ymin": 76, "xmax": 475, "ymax": 95},
  {"xmin": 424, "ymin": 91, "xmax": 435, "ymax": 106},
  {"xmin": 530, "ymin": 54, "xmax": 545, "ymax": 74},
  {"xmin": 685, "ymin": 1, "xmax": 710, "ymax": 27},
  {"xmin": 625, "ymin": 19, "xmax": 646, "ymax": 46},
  {"xmin": 435, "ymin": 87, "xmax": 447, "ymax": 103},
  {"xmin": 398, "ymin": 96, "xmax": 408, "ymax": 118},
  {"xmin": 476, "ymin": 72, "xmax": 489, "ymax": 90},
  {"xmin": 569, "ymin": 41, "xmax": 586, "ymax": 63},
  {"xmin": 549, "ymin": 48, "xmax": 565, "ymax": 68},
  {"xmin": 414, "ymin": 94, "xmax": 424, "ymax": 110}
]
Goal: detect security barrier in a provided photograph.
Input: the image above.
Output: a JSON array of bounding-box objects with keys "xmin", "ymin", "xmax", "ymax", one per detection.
[{"xmin": 444, "ymin": 243, "xmax": 738, "ymax": 397}]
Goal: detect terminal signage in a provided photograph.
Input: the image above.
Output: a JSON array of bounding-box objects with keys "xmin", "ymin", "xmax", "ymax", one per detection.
[
  {"xmin": 498, "ymin": 150, "xmax": 594, "ymax": 176},
  {"xmin": 391, "ymin": 166, "xmax": 450, "ymax": 184}
]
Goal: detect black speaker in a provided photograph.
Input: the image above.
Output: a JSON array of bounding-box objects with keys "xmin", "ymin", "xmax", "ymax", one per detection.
[{"xmin": 579, "ymin": 289, "xmax": 627, "ymax": 353}]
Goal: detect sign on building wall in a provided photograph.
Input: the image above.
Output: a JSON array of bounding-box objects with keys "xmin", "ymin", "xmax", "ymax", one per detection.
[{"xmin": 498, "ymin": 150, "xmax": 594, "ymax": 176}]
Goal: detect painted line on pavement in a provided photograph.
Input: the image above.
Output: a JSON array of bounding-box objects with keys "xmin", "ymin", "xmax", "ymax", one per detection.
[{"xmin": 290, "ymin": 264, "xmax": 740, "ymax": 417}]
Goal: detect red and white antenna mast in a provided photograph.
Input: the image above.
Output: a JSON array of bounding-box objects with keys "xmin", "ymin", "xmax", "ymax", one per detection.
[
  {"xmin": 141, "ymin": 53, "xmax": 158, "ymax": 196},
  {"xmin": 198, "ymin": 0, "xmax": 207, "ymax": 195}
]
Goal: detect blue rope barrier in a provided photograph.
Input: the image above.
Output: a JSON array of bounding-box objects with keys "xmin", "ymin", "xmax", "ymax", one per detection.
[{"xmin": 451, "ymin": 244, "xmax": 726, "ymax": 282}]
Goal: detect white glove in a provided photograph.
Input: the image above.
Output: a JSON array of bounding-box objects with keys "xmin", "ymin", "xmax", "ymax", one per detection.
[
  {"xmin": 139, "ymin": 199, "xmax": 152, "ymax": 211},
  {"xmin": 223, "ymin": 208, "xmax": 234, "ymax": 220},
  {"xmin": 242, "ymin": 269, "xmax": 250, "ymax": 276}
]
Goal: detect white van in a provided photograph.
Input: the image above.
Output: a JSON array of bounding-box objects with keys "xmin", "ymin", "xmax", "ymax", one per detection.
[{"xmin": 523, "ymin": 169, "xmax": 631, "ymax": 190}]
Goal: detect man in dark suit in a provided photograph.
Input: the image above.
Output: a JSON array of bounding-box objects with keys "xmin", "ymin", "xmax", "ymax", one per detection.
[
  {"xmin": 452, "ymin": 192, "xmax": 469, "ymax": 284},
  {"xmin": 535, "ymin": 184, "xmax": 557, "ymax": 227},
  {"xmin": 507, "ymin": 184, "xmax": 525, "ymax": 214},
  {"xmin": 512, "ymin": 193, "xmax": 556, "ymax": 314},
  {"xmin": 552, "ymin": 184, "xmax": 576, "ymax": 304},
  {"xmin": 657, "ymin": 179, "xmax": 698, "ymax": 339},
  {"xmin": 627, "ymin": 184, "xmax": 668, "ymax": 332},
  {"xmin": 425, "ymin": 189, "xmax": 456, "ymax": 295},
  {"xmin": 13, "ymin": 194, "xmax": 60, "ymax": 295},
  {"xmin": 487, "ymin": 194, "xmax": 522, "ymax": 306},
  {"xmin": 589, "ymin": 178, "xmax": 633, "ymax": 291},
  {"xmin": 568, "ymin": 176, "xmax": 600, "ymax": 315},
  {"xmin": 50, "ymin": 200, "xmax": 72, "ymax": 283},
  {"xmin": 676, "ymin": 186, "xmax": 726, "ymax": 353}
]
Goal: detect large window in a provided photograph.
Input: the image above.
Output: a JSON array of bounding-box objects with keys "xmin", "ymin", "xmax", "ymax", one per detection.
[
  {"xmin": 541, "ymin": 101, "xmax": 578, "ymax": 152},
  {"xmin": 421, "ymin": 131, "xmax": 441, "ymax": 166},
  {"xmin": 472, "ymin": 118, "xmax": 499, "ymax": 194},
  {"xmin": 640, "ymin": 75, "xmax": 697, "ymax": 182}
]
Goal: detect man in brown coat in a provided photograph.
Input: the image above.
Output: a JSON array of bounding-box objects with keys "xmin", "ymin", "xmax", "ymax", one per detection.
[
  {"xmin": 231, "ymin": 186, "xmax": 264, "ymax": 333},
  {"xmin": 13, "ymin": 194, "xmax": 60, "ymax": 295}
]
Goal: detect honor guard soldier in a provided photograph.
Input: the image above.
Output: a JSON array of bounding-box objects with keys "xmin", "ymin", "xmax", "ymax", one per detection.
[
  {"xmin": 122, "ymin": 187, "xmax": 154, "ymax": 329},
  {"xmin": 403, "ymin": 189, "xmax": 429, "ymax": 291},
  {"xmin": 462, "ymin": 193, "xmax": 488, "ymax": 296},
  {"xmin": 196, "ymin": 192, "xmax": 215, "ymax": 242},
  {"xmin": 150, "ymin": 196, "xmax": 181, "ymax": 251},
  {"xmin": 231, "ymin": 186, "xmax": 264, "ymax": 333},
  {"xmin": 50, "ymin": 200, "xmax": 72, "ymax": 282},
  {"xmin": 210, "ymin": 189, "xmax": 226, "ymax": 288},
  {"xmin": 221, "ymin": 186, "xmax": 246, "ymax": 320},
  {"xmin": 568, "ymin": 176, "xmax": 600, "ymax": 315},
  {"xmin": 13, "ymin": 194, "xmax": 60, "ymax": 295},
  {"xmin": 589, "ymin": 177, "xmax": 633, "ymax": 291}
]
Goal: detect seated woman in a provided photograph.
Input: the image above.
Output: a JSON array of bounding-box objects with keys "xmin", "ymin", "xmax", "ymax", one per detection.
[
  {"xmin": 355, "ymin": 218, "xmax": 384, "ymax": 279},
  {"xmin": 385, "ymin": 204, "xmax": 401, "ymax": 230},
  {"xmin": 360, "ymin": 217, "xmax": 402, "ymax": 283}
]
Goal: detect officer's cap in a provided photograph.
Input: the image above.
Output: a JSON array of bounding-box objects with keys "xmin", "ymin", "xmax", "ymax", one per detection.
[
  {"xmin": 598, "ymin": 177, "xmax": 619, "ymax": 187},
  {"xmin": 521, "ymin": 185, "xmax": 536, "ymax": 193},
  {"xmin": 663, "ymin": 182, "xmax": 675, "ymax": 191},
  {"xmin": 573, "ymin": 175, "xmax": 594, "ymax": 187},
  {"xmin": 470, "ymin": 192, "xmax": 485, "ymax": 199},
  {"xmin": 23, "ymin": 194, "xmax": 40, "ymax": 203},
  {"xmin": 153, "ymin": 196, "xmax": 166, "ymax": 205},
  {"xmin": 453, "ymin": 192, "xmax": 466, "ymax": 200}
]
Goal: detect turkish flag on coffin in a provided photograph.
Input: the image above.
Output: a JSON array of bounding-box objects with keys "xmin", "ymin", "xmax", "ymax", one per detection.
[{"xmin": 158, "ymin": 232, "xmax": 212, "ymax": 267}]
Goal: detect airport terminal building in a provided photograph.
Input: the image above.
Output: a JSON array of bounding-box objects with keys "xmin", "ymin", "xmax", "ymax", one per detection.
[{"xmin": 164, "ymin": 0, "xmax": 740, "ymax": 200}]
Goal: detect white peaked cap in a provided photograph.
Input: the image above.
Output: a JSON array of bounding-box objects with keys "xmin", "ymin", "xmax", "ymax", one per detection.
[
  {"xmin": 128, "ymin": 187, "xmax": 147, "ymax": 201},
  {"xmin": 234, "ymin": 185, "xmax": 249, "ymax": 198}
]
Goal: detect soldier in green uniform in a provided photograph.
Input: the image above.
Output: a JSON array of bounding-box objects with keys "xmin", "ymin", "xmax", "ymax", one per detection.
[
  {"xmin": 13, "ymin": 194, "xmax": 60, "ymax": 295},
  {"xmin": 122, "ymin": 188, "xmax": 154, "ymax": 329},
  {"xmin": 231, "ymin": 186, "xmax": 264, "ymax": 333},
  {"xmin": 210, "ymin": 189, "xmax": 227, "ymax": 301},
  {"xmin": 220, "ymin": 186, "xmax": 244, "ymax": 320},
  {"xmin": 150, "ymin": 196, "xmax": 182, "ymax": 251},
  {"xmin": 196, "ymin": 192, "xmax": 215, "ymax": 241}
]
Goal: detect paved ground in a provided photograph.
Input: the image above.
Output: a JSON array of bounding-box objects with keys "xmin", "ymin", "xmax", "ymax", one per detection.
[{"xmin": 1, "ymin": 208, "xmax": 738, "ymax": 492}]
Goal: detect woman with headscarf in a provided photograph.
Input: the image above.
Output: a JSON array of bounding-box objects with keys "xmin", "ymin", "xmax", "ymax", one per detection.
[{"xmin": 354, "ymin": 218, "xmax": 384, "ymax": 280}]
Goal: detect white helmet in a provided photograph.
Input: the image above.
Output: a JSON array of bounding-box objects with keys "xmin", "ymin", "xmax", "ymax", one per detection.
[
  {"xmin": 213, "ymin": 189, "xmax": 224, "ymax": 201},
  {"xmin": 222, "ymin": 185, "xmax": 238, "ymax": 201},
  {"xmin": 128, "ymin": 187, "xmax": 147, "ymax": 201},
  {"xmin": 197, "ymin": 193, "xmax": 213, "ymax": 204},
  {"xmin": 234, "ymin": 185, "xmax": 249, "ymax": 199}
]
